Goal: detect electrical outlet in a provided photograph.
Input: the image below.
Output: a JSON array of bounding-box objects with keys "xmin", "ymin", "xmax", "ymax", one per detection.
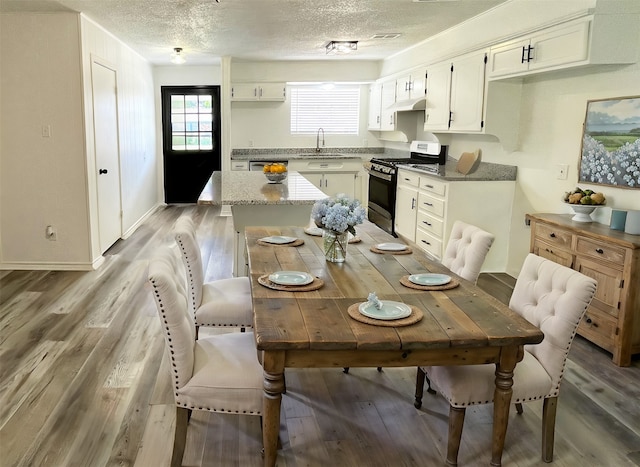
[
  {"xmin": 556, "ymin": 164, "xmax": 569, "ymax": 180},
  {"xmin": 42, "ymin": 125, "xmax": 51, "ymax": 138},
  {"xmin": 46, "ymin": 225, "xmax": 57, "ymax": 241}
]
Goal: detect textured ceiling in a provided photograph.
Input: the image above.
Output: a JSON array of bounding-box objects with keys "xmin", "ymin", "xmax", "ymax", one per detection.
[{"xmin": 1, "ymin": 0, "xmax": 508, "ymax": 65}]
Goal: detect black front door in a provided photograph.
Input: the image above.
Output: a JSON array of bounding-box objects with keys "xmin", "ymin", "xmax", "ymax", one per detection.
[{"xmin": 161, "ymin": 86, "xmax": 221, "ymax": 203}]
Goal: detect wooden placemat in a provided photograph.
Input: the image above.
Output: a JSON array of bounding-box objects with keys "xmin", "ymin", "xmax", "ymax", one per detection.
[
  {"xmin": 258, "ymin": 274, "xmax": 324, "ymax": 291},
  {"xmin": 399, "ymin": 275, "xmax": 460, "ymax": 291},
  {"xmin": 347, "ymin": 302, "xmax": 423, "ymax": 327},
  {"xmin": 370, "ymin": 246, "xmax": 413, "ymax": 255},
  {"xmin": 304, "ymin": 228, "xmax": 361, "ymax": 243},
  {"xmin": 257, "ymin": 238, "xmax": 305, "ymax": 247}
]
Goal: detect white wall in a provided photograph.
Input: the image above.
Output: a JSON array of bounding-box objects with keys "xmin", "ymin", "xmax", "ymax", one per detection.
[
  {"xmin": 1, "ymin": 13, "xmax": 90, "ymax": 267},
  {"xmin": 229, "ymin": 60, "xmax": 382, "ymax": 150},
  {"xmin": 0, "ymin": 12, "xmax": 158, "ymax": 270}
]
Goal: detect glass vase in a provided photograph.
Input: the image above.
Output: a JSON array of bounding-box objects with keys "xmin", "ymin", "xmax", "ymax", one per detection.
[{"xmin": 322, "ymin": 229, "xmax": 348, "ymax": 263}]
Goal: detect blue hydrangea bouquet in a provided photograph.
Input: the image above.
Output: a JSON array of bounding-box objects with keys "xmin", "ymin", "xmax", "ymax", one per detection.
[
  {"xmin": 311, "ymin": 194, "xmax": 365, "ymax": 262},
  {"xmin": 311, "ymin": 194, "xmax": 366, "ymax": 235}
]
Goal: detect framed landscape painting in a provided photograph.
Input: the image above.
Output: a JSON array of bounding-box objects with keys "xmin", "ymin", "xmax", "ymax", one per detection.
[{"xmin": 579, "ymin": 96, "xmax": 640, "ymax": 189}]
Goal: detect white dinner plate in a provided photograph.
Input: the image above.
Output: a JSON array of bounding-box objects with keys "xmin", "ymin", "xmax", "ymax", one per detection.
[
  {"xmin": 376, "ymin": 242, "xmax": 408, "ymax": 251},
  {"xmin": 304, "ymin": 227, "xmax": 323, "ymax": 237},
  {"xmin": 260, "ymin": 235, "xmax": 297, "ymax": 244},
  {"xmin": 358, "ymin": 300, "xmax": 412, "ymax": 321},
  {"xmin": 408, "ymin": 273, "xmax": 451, "ymax": 286},
  {"xmin": 268, "ymin": 271, "xmax": 314, "ymax": 286}
]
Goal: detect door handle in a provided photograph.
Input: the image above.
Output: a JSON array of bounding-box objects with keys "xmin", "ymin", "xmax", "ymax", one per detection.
[{"xmin": 99, "ymin": 169, "xmax": 108, "ymax": 175}]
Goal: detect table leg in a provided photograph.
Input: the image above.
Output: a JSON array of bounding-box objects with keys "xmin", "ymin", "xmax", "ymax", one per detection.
[
  {"xmin": 262, "ymin": 351, "xmax": 285, "ymax": 467},
  {"xmin": 491, "ymin": 346, "xmax": 522, "ymax": 467}
]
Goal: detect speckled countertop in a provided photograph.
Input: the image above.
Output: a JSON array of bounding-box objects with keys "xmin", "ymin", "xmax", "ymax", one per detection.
[
  {"xmin": 231, "ymin": 147, "xmax": 395, "ymax": 161},
  {"xmin": 398, "ymin": 158, "xmax": 517, "ymax": 182},
  {"xmin": 198, "ymin": 171, "xmax": 328, "ymax": 206}
]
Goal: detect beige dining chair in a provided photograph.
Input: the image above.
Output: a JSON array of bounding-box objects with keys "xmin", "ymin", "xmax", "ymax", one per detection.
[
  {"xmin": 148, "ymin": 246, "xmax": 263, "ymax": 467},
  {"xmin": 174, "ymin": 216, "xmax": 253, "ymax": 338},
  {"xmin": 442, "ymin": 220, "xmax": 495, "ymax": 284},
  {"xmin": 414, "ymin": 253, "xmax": 597, "ymax": 464}
]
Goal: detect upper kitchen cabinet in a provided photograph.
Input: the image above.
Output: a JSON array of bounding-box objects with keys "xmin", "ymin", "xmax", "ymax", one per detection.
[
  {"xmin": 424, "ymin": 50, "xmax": 487, "ymax": 133},
  {"xmin": 230, "ymin": 82, "xmax": 286, "ymax": 101},
  {"xmin": 395, "ymin": 68, "xmax": 426, "ymax": 102},
  {"xmin": 379, "ymin": 79, "xmax": 398, "ymax": 131},
  {"xmin": 367, "ymin": 82, "xmax": 383, "ymax": 130},
  {"xmin": 488, "ymin": 14, "xmax": 638, "ymax": 80}
]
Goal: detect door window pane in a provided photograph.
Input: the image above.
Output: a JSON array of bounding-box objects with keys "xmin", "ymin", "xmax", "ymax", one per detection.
[
  {"xmin": 185, "ymin": 95, "xmax": 199, "ymax": 113},
  {"xmin": 172, "ymin": 134, "xmax": 186, "ymax": 150},
  {"xmin": 169, "ymin": 94, "xmax": 215, "ymax": 151}
]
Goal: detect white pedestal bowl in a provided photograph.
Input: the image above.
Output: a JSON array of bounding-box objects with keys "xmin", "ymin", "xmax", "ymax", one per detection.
[{"xmin": 569, "ymin": 204, "xmax": 600, "ymax": 222}]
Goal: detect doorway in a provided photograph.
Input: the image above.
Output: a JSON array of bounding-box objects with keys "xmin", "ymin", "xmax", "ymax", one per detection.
[
  {"xmin": 91, "ymin": 59, "xmax": 122, "ymax": 253},
  {"xmin": 161, "ymin": 86, "xmax": 221, "ymax": 203}
]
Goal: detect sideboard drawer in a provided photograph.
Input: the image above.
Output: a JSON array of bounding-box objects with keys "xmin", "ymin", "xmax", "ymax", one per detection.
[
  {"xmin": 534, "ymin": 223, "xmax": 572, "ymax": 250},
  {"xmin": 576, "ymin": 236, "xmax": 626, "ymax": 265},
  {"xmin": 578, "ymin": 307, "xmax": 617, "ymax": 352},
  {"xmin": 532, "ymin": 240, "xmax": 573, "ymax": 268}
]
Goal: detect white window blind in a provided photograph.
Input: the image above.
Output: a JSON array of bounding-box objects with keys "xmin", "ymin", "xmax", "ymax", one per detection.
[{"xmin": 290, "ymin": 85, "xmax": 360, "ymax": 135}]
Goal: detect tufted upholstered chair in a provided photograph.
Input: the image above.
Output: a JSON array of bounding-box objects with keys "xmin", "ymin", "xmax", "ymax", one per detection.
[
  {"xmin": 414, "ymin": 253, "xmax": 597, "ymax": 464},
  {"xmin": 174, "ymin": 216, "xmax": 253, "ymax": 338},
  {"xmin": 148, "ymin": 246, "xmax": 263, "ymax": 467},
  {"xmin": 442, "ymin": 220, "xmax": 495, "ymax": 284}
]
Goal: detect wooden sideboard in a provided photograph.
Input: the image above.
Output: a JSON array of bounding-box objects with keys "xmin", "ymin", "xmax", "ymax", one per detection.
[{"xmin": 526, "ymin": 213, "xmax": 640, "ymax": 366}]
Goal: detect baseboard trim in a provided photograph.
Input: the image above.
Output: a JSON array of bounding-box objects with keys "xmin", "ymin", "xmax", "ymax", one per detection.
[{"xmin": 122, "ymin": 203, "xmax": 164, "ymax": 239}]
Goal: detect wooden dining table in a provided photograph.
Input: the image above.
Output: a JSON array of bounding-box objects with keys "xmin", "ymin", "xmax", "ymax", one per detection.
[{"xmin": 245, "ymin": 222, "xmax": 544, "ymax": 467}]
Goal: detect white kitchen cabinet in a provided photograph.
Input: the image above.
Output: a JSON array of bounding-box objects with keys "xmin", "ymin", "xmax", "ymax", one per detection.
[
  {"xmin": 489, "ymin": 19, "xmax": 589, "ymax": 79},
  {"xmin": 394, "ymin": 169, "xmax": 419, "ymax": 242},
  {"xmin": 379, "ymin": 80, "xmax": 398, "ymax": 131},
  {"xmin": 423, "ymin": 61, "xmax": 451, "ymax": 131},
  {"xmin": 395, "ymin": 69, "xmax": 426, "ymax": 102},
  {"xmin": 368, "ymin": 82, "xmax": 383, "ymax": 130},
  {"xmin": 423, "ymin": 50, "xmax": 487, "ymax": 133},
  {"xmin": 488, "ymin": 13, "xmax": 637, "ymax": 80},
  {"xmin": 230, "ymin": 82, "xmax": 286, "ymax": 101},
  {"xmin": 395, "ymin": 169, "xmax": 515, "ymax": 271},
  {"xmin": 288, "ymin": 158, "xmax": 363, "ymax": 199}
]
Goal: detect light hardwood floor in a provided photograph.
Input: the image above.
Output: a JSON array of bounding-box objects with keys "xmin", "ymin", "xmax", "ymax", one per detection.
[{"xmin": 1, "ymin": 205, "xmax": 639, "ymax": 467}]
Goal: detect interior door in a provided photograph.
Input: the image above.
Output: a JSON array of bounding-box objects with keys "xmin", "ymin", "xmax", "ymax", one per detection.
[
  {"xmin": 161, "ymin": 86, "xmax": 221, "ymax": 203},
  {"xmin": 91, "ymin": 60, "xmax": 122, "ymax": 253}
]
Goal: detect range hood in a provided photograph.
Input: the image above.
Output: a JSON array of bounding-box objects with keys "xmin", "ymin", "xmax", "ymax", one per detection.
[{"xmin": 387, "ymin": 96, "xmax": 426, "ymax": 112}]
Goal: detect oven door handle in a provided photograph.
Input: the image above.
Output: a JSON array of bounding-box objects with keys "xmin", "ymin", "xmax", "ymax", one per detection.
[{"xmin": 365, "ymin": 167, "xmax": 394, "ymax": 182}]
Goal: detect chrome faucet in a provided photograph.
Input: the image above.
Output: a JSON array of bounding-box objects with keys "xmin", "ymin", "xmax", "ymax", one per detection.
[{"xmin": 316, "ymin": 127, "xmax": 325, "ymax": 152}]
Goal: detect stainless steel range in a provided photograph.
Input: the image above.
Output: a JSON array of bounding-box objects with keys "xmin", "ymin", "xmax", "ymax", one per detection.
[{"xmin": 364, "ymin": 140, "xmax": 448, "ymax": 236}]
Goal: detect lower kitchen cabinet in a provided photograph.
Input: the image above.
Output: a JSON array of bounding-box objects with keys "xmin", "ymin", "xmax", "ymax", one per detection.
[
  {"xmin": 288, "ymin": 158, "xmax": 363, "ymax": 199},
  {"xmin": 395, "ymin": 168, "xmax": 514, "ymax": 272},
  {"xmin": 527, "ymin": 213, "xmax": 640, "ymax": 367}
]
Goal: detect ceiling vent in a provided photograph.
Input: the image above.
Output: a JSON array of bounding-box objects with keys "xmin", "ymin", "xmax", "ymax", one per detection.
[{"xmin": 371, "ymin": 33, "xmax": 402, "ymax": 40}]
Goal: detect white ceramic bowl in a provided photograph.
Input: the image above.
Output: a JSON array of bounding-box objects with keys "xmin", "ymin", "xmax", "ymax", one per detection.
[
  {"xmin": 569, "ymin": 204, "xmax": 599, "ymax": 222},
  {"xmin": 264, "ymin": 172, "xmax": 287, "ymax": 184}
]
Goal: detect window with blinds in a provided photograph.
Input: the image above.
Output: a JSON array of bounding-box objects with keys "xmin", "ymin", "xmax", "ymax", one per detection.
[{"xmin": 290, "ymin": 85, "xmax": 360, "ymax": 135}]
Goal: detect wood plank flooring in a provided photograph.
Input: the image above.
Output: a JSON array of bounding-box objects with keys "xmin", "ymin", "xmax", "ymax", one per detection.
[{"xmin": 1, "ymin": 205, "xmax": 639, "ymax": 467}]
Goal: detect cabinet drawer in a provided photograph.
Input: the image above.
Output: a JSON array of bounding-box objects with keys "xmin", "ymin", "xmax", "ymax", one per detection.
[
  {"xmin": 532, "ymin": 240, "xmax": 573, "ymax": 268},
  {"xmin": 231, "ymin": 160, "xmax": 249, "ymax": 171},
  {"xmin": 417, "ymin": 211, "xmax": 444, "ymax": 238},
  {"xmin": 418, "ymin": 192, "xmax": 445, "ymax": 217},
  {"xmin": 398, "ymin": 170, "xmax": 420, "ymax": 187},
  {"xmin": 575, "ymin": 236, "xmax": 626, "ymax": 265},
  {"xmin": 533, "ymin": 223, "xmax": 572, "ymax": 250},
  {"xmin": 577, "ymin": 306, "xmax": 617, "ymax": 352},
  {"xmin": 574, "ymin": 256, "xmax": 623, "ymax": 319},
  {"xmin": 419, "ymin": 177, "xmax": 447, "ymax": 197},
  {"xmin": 416, "ymin": 229, "xmax": 443, "ymax": 259}
]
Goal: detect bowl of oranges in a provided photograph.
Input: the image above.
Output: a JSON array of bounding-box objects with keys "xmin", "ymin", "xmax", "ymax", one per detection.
[{"xmin": 263, "ymin": 163, "xmax": 288, "ymax": 183}]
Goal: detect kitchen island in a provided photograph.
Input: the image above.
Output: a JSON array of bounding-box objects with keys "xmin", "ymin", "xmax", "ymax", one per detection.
[{"xmin": 198, "ymin": 171, "xmax": 327, "ymax": 276}]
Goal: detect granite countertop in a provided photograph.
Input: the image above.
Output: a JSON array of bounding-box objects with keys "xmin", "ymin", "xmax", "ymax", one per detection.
[
  {"xmin": 398, "ymin": 158, "xmax": 517, "ymax": 182},
  {"xmin": 230, "ymin": 147, "xmax": 393, "ymax": 162},
  {"xmin": 198, "ymin": 171, "xmax": 328, "ymax": 206}
]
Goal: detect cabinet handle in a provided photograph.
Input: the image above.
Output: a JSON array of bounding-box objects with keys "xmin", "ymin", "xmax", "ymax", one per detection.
[
  {"xmin": 521, "ymin": 46, "xmax": 527, "ymax": 64},
  {"xmin": 585, "ymin": 317, "xmax": 599, "ymax": 328},
  {"xmin": 411, "ymin": 198, "xmax": 416, "ymax": 209},
  {"xmin": 424, "ymin": 184, "xmax": 434, "ymax": 189},
  {"xmin": 423, "ymin": 202, "xmax": 433, "ymax": 207},
  {"xmin": 595, "ymin": 248, "xmax": 604, "ymax": 254},
  {"xmin": 527, "ymin": 45, "xmax": 535, "ymax": 62},
  {"xmin": 422, "ymin": 221, "xmax": 432, "ymax": 226},
  {"xmin": 421, "ymin": 239, "xmax": 431, "ymax": 245},
  {"xmin": 549, "ymin": 233, "xmax": 556, "ymax": 238}
]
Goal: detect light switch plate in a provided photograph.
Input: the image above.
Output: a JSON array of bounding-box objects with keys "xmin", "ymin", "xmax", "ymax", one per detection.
[{"xmin": 556, "ymin": 164, "xmax": 569, "ymax": 180}]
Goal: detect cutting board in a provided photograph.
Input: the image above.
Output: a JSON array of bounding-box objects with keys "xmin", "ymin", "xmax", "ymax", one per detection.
[{"xmin": 456, "ymin": 149, "xmax": 480, "ymax": 174}]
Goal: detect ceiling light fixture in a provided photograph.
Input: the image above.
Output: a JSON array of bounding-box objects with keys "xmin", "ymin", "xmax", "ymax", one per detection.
[
  {"xmin": 325, "ymin": 41, "xmax": 358, "ymax": 55},
  {"xmin": 171, "ymin": 47, "xmax": 186, "ymax": 64}
]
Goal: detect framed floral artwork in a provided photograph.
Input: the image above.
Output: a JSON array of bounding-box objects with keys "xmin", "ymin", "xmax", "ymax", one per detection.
[{"xmin": 579, "ymin": 96, "xmax": 640, "ymax": 189}]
